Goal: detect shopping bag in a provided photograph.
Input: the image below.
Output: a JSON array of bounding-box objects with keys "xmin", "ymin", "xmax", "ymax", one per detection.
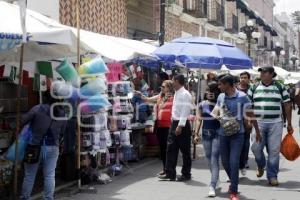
[
  {"xmin": 280, "ymin": 131, "xmax": 300, "ymax": 161},
  {"xmin": 5, "ymin": 124, "xmax": 32, "ymax": 163}
]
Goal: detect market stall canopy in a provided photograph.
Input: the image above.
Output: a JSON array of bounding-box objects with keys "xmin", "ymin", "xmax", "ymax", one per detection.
[
  {"xmin": 253, "ymin": 66, "xmax": 291, "ymax": 79},
  {"xmin": 284, "ymin": 78, "xmax": 299, "ymax": 85},
  {"xmin": 74, "ymin": 29, "xmax": 157, "ymax": 61},
  {"xmin": 288, "ymin": 72, "xmax": 300, "ymax": 80},
  {"xmin": 0, "ymin": 1, "xmax": 90, "ymax": 62},
  {"xmin": 153, "ymin": 37, "xmax": 252, "ymax": 69}
]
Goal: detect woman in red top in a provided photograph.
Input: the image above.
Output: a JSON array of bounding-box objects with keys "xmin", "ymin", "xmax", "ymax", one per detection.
[{"xmin": 143, "ymin": 80, "xmax": 174, "ymax": 176}]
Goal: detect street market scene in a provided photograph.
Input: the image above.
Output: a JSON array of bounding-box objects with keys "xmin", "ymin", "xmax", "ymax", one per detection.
[{"xmin": 1, "ymin": 0, "xmax": 300, "ymax": 200}]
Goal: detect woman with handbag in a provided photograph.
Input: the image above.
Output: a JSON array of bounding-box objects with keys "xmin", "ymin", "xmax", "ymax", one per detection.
[
  {"xmin": 194, "ymin": 81, "xmax": 221, "ymax": 197},
  {"xmin": 142, "ymin": 80, "xmax": 174, "ymax": 176},
  {"xmin": 211, "ymin": 75, "xmax": 261, "ymax": 200},
  {"xmin": 20, "ymin": 91, "xmax": 67, "ymax": 200}
]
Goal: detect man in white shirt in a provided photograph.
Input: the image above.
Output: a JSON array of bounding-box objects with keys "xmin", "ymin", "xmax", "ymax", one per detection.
[{"xmin": 159, "ymin": 74, "xmax": 192, "ymax": 182}]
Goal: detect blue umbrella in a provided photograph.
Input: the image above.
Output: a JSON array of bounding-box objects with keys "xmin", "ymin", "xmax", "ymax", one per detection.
[{"xmin": 153, "ymin": 37, "xmax": 252, "ymax": 69}]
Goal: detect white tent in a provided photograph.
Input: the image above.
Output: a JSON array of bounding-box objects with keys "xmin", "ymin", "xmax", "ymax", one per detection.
[
  {"xmin": 0, "ymin": 1, "xmax": 156, "ymax": 63},
  {"xmin": 74, "ymin": 29, "xmax": 157, "ymax": 61},
  {"xmin": 253, "ymin": 66, "xmax": 291, "ymax": 79},
  {"xmin": 0, "ymin": 1, "xmax": 90, "ymax": 62},
  {"xmin": 288, "ymin": 72, "xmax": 300, "ymax": 80}
]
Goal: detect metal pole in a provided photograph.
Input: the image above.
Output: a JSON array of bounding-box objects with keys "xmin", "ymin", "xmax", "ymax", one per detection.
[
  {"xmin": 159, "ymin": 0, "xmax": 165, "ymax": 46},
  {"xmin": 13, "ymin": 43, "xmax": 25, "ymax": 200},
  {"xmin": 76, "ymin": 0, "xmax": 81, "ymax": 189},
  {"xmin": 248, "ymin": 37, "xmax": 251, "ymax": 58}
]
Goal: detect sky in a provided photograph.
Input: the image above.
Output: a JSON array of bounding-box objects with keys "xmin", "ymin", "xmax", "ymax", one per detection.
[{"xmin": 274, "ymin": 0, "xmax": 300, "ymax": 15}]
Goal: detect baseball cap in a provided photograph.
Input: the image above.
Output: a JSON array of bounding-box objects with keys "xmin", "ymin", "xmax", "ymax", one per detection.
[{"xmin": 258, "ymin": 66, "xmax": 277, "ymax": 78}]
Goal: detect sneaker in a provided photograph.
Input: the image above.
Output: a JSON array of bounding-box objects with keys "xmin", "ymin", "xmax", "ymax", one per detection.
[
  {"xmin": 256, "ymin": 168, "xmax": 264, "ymax": 178},
  {"xmin": 157, "ymin": 170, "xmax": 165, "ymax": 176},
  {"xmin": 208, "ymin": 186, "xmax": 216, "ymax": 197},
  {"xmin": 230, "ymin": 193, "xmax": 240, "ymax": 200},
  {"xmin": 269, "ymin": 178, "xmax": 279, "ymax": 186},
  {"xmin": 240, "ymin": 168, "xmax": 247, "ymax": 176},
  {"xmin": 176, "ymin": 175, "xmax": 191, "ymax": 182},
  {"xmin": 158, "ymin": 174, "xmax": 175, "ymax": 181}
]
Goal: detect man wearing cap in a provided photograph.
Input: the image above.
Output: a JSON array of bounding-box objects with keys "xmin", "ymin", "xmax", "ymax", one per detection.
[{"xmin": 248, "ymin": 66, "xmax": 293, "ymax": 186}]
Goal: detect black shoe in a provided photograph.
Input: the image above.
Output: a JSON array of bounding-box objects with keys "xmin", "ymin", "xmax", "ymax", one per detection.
[
  {"xmin": 158, "ymin": 174, "xmax": 176, "ymax": 181},
  {"xmin": 176, "ymin": 175, "xmax": 191, "ymax": 182}
]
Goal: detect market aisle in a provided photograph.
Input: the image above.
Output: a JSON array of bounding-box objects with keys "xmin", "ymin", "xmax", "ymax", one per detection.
[{"xmin": 57, "ymin": 113, "xmax": 300, "ymax": 200}]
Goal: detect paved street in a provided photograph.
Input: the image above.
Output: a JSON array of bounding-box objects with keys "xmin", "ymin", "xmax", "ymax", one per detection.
[{"xmin": 57, "ymin": 112, "xmax": 300, "ymax": 200}]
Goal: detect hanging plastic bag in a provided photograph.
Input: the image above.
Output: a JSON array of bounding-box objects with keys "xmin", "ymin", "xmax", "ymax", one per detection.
[
  {"xmin": 5, "ymin": 124, "xmax": 32, "ymax": 163},
  {"xmin": 55, "ymin": 59, "xmax": 81, "ymax": 88},
  {"xmin": 80, "ymin": 94, "xmax": 112, "ymax": 114},
  {"xmin": 78, "ymin": 57, "xmax": 109, "ymax": 75},
  {"xmin": 280, "ymin": 131, "xmax": 300, "ymax": 161},
  {"xmin": 80, "ymin": 78, "xmax": 107, "ymax": 99}
]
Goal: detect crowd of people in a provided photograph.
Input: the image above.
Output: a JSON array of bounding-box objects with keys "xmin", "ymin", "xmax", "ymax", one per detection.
[
  {"xmin": 141, "ymin": 66, "xmax": 294, "ymax": 200},
  {"xmin": 17, "ymin": 65, "xmax": 295, "ymax": 200}
]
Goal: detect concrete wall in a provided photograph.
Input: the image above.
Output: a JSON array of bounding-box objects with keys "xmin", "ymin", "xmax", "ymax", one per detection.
[
  {"xmin": 27, "ymin": 0, "xmax": 59, "ymax": 21},
  {"xmin": 127, "ymin": 0, "xmax": 156, "ymax": 39}
]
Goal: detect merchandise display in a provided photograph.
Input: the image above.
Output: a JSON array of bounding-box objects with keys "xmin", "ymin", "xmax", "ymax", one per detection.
[{"xmin": 55, "ymin": 59, "xmax": 81, "ymax": 88}]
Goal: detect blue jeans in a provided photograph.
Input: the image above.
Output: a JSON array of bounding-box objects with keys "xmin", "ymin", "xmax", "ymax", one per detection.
[
  {"xmin": 202, "ymin": 129, "xmax": 220, "ymax": 189},
  {"xmin": 20, "ymin": 146, "xmax": 59, "ymax": 200},
  {"xmin": 251, "ymin": 121, "xmax": 283, "ymax": 180},
  {"xmin": 220, "ymin": 133, "xmax": 244, "ymax": 194}
]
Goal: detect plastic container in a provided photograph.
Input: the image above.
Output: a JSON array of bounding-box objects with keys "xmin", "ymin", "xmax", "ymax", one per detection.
[
  {"xmin": 78, "ymin": 57, "xmax": 109, "ymax": 75},
  {"xmin": 55, "ymin": 59, "xmax": 81, "ymax": 88}
]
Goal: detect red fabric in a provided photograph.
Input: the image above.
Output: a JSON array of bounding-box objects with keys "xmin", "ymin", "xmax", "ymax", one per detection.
[
  {"xmin": 156, "ymin": 96, "xmax": 173, "ymax": 128},
  {"xmin": 22, "ymin": 70, "xmax": 29, "ymax": 85}
]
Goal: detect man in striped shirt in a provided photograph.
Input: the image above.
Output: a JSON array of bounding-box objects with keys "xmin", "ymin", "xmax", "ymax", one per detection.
[{"xmin": 248, "ymin": 66, "xmax": 293, "ymax": 186}]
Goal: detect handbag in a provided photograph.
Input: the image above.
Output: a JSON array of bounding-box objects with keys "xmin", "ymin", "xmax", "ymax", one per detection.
[
  {"xmin": 23, "ymin": 120, "xmax": 53, "ymax": 164},
  {"xmin": 23, "ymin": 144, "xmax": 41, "ymax": 164},
  {"xmin": 218, "ymin": 99, "xmax": 240, "ymax": 136}
]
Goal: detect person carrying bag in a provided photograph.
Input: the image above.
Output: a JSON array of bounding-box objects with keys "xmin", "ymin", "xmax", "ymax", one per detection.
[{"xmin": 20, "ymin": 92, "xmax": 67, "ymax": 200}]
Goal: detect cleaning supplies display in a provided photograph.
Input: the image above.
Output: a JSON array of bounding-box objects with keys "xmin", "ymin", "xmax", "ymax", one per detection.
[
  {"xmin": 79, "ymin": 57, "xmax": 109, "ymax": 76},
  {"xmin": 55, "ymin": 59, "xmax": 81, "ymax": 88}
]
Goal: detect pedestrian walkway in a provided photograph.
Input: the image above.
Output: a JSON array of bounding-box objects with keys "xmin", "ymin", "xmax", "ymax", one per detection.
[{"xmin": 56, "ymin": 114, "xmax": 300, "ymax": 200}]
